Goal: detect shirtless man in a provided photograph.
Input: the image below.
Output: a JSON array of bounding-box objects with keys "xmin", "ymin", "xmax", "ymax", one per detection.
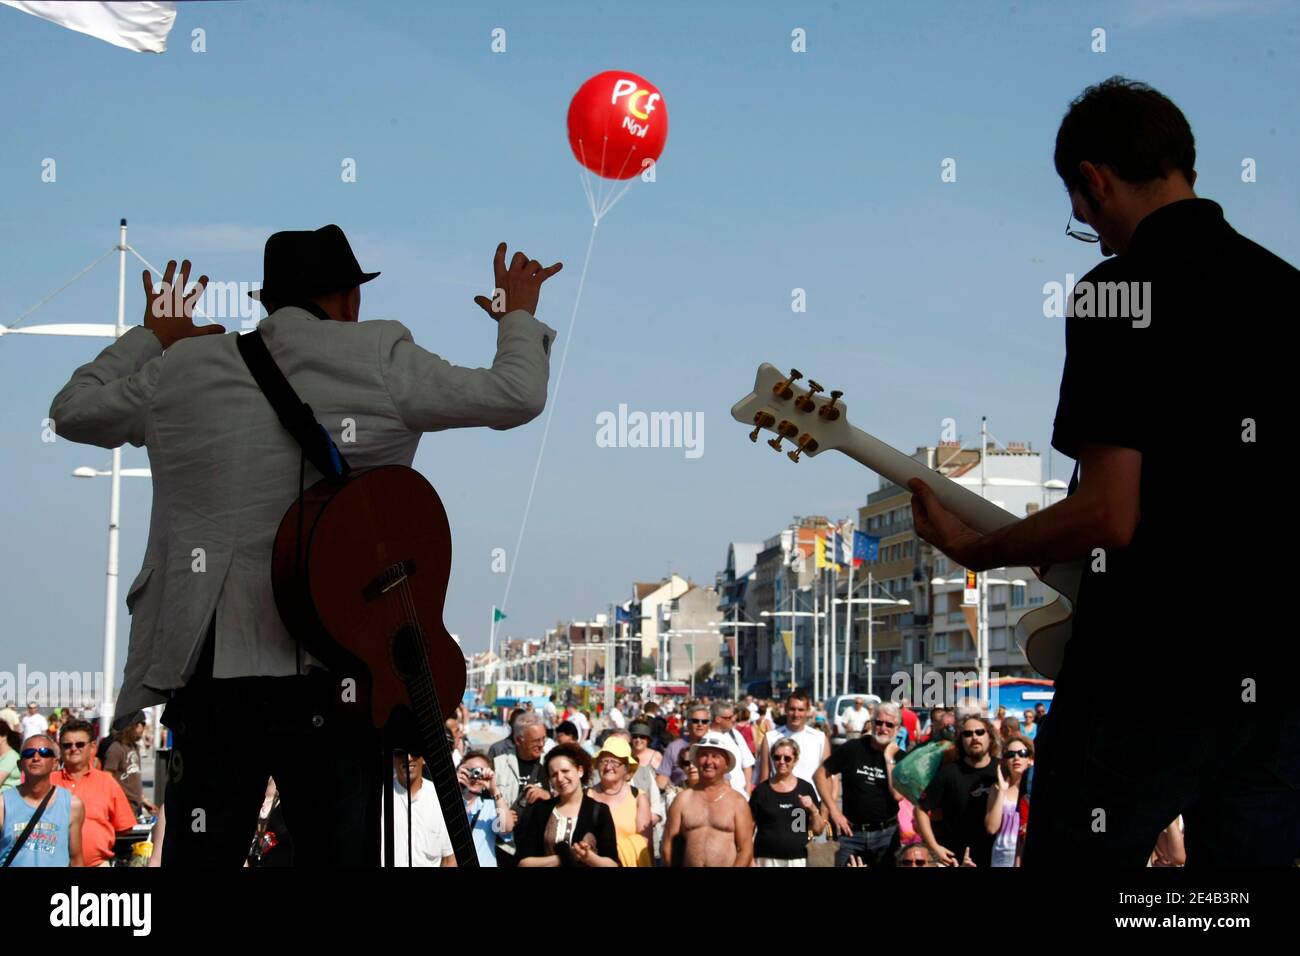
[{"xmin": 662, "ymin": 732, "xmax": 753, "ymax": 867}]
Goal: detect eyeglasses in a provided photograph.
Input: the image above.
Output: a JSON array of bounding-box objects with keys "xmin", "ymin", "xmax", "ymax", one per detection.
[
  {"xmin": 597, "ymin": 758, "xmax": 624, "ymax": 769},
  {"xmin": 688, "ymin": 718, "xmax": 710, "ymax": 725},
  {"xmin": 960, "ymin": 729, "xmax": 987, "ymax": 739},
  {"xmin": 1004, "ymin": 750, "xmax": 1029, "ymax": 759},
  {"xmin": 874, "ymin": 719, "xmax": 896, "ymax": 728},
  {"xmin": 1065, "ymin": 209, "xmax": 1100, "ymax": 243},
  {"xmin": 897, "ymin": 857, "xmax": 928, "ymax": 867},
  {"xmin": 20, "ymin": 747, "xmax": 55, "ymax": 759},
  {"xmin": 631, "ymin": 735, "xmax": 650, "ymax": 741},
  {"xmin": 771, "ymin": 754, "xmax": 795, "ymax": 763},
  {"xmin": 62, "ymin": 740, "xmax": 90, "ymax": 750}
]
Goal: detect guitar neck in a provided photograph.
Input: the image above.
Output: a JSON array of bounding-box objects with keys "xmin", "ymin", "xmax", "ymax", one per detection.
[
  {"xmin": 406, "ymin": 666, "xmax": 480, "ymax": 869},
  {"xmin": 835, "ymin": 426, "xmax": 1020, "ymax": 536}
]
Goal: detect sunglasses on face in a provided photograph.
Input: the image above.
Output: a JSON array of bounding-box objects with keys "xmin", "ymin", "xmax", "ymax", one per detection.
[
  {"xmin": 771, "ymin": 754, "xmax": 795, "ymax": 763},
  {"xmin": 960, "ymin": 729, "xmax": 987, "ymax": 739},
  {"xmin": 1004, "ymin": 750, "xmax": 1029, "ymax": 759},
  {"xmin": 874, "ymin": 719, "xmax": 896, "ymax": 728},
  {"xmin": 688, "ymin": 718, "xmax": 710, "ymax": 725},
  {"xmin": 62, "ymin": 740, "xmax": 90, "ymax": 750},
  {"xmin": 20, "ymin": 747, "xmax": 55, "ymax": 759},
  {"xmin": 897, "ymin": 857, "xmax": 927, "ymax": 867}
]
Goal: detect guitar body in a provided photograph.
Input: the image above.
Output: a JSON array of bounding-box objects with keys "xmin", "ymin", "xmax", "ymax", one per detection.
[
  {"xmin": 1014, "ymin": 561, "xmax": 1081, "ymax": 679},
  {"xmin": 270, "ymin": 464, "xmax": 478, "ymax": 866}
]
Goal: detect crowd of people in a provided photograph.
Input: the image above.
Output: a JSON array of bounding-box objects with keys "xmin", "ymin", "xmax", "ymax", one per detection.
[
  {"xmin": 0, "ymin": 691, "xmax": 1189, "ymax": 868},
  {"xmin": 405, "ymin": 690, "xmax": 1080, "ymax": 868},
  {"xmin": 1, "ymin": 704, "xmax": 156, "ymax": 867}
]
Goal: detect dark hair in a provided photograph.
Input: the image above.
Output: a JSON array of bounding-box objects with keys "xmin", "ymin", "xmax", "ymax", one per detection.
[
  {"xmin": 461, "ymin": 749, "xmax": 491, "ymax": 767},
  {"xmin": 544, "ymin": 742, "xmax": 592, "ymax": 779},
  {"xmin": 58, "ymin": 718, "xmax": 96, "ymax": 743},
  {"xmin": 1054, "ymin": 76, "xmax": 1195, "ymax": 199},
  {"xmin": 787, "ymin": 690, "xmax": 810, "ymax": 707},
  {"xmin": 555, "ymin": 720, "xmax": 579, "ymax": 738},
  {"xmin": 0, "ymin": 720, "xmax": 20, "ymax": 752}
]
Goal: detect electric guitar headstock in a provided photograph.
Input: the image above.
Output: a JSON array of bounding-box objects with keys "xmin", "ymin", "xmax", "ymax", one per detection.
[{"xmin": 730, "ymin": 364, "xmax": 853, "ymax": 462}]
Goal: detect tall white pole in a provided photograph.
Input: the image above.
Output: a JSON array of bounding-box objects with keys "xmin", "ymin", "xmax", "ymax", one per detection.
[
  {"xmin": 604, "ymin": 605, "xmax": 614, "ymax": 715},
  {"xmin": 867, "ymin": 571, "xmax": 875, "ymax": 699},
  {"xmin": 978, "ymin": 417, "xmax": 989, "ymax": 712},
  {"xmin": 98, "ymin": 219, "xmax": 129, "ymax": 738},
  {"xmin": 732, "ymin": 604, "xmax": 740, "ymax": 703},
  {"xmin": 826, "ymin": 563, "xmax": 835, "ymax": 697},
  {"xmin": 843, "ymin": 526, "xmax": 854, "ymax": 696},
  {"xmin": 812, "ymin": 574, "xmax": 820, "ymax": 702}
]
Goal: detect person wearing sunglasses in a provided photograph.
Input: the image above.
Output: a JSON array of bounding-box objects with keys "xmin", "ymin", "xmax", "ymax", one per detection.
[
  {"xmin": 49, "ymin": 719, "xmax": 136, "ymax": 867},
  {"xmin": 986, "ymin": 734, "xmax": 1034, "ymax": 868},
  {"xmin": 0, "ymin": 736, "xmax": 84, "ymax": 867},
  {"xmin": 749, "ymin": 737, "xmax": 826, "ymax": 867},
  {"xmin": 656, "ymin": 705, "xmax": 712, "ymax": 792},
  {"xmin": 815, "ymin": 701, "xmax": 906, "ymax": 866},
  {"xmin": 915, "ymin": 716, "xmax": 1000, "ymax": 867}
]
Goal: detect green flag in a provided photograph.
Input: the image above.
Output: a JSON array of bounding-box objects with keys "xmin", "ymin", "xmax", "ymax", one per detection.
[{"xmin": 493, "ymin": 607, "xmax": 507, "ymax": 622}]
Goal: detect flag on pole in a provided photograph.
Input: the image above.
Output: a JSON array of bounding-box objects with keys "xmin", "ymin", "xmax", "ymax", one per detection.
[
  {"xmin": 2, "ymin": 1, "xmax": 178, "ymax": 53},
  {"xmin": 852, "ymin": 531, "xmax": 879, "ymax": 566},
  {"xmin": 615, "ymin": 606, "xmax": 631, "ymax": 624},
  {"xmin": 780, "ymin": 630, "xmax": 794, "ymax": 660},
  {"xmin": 815, "ymin": 535, "xmax": 843, "ymax": 572},
  {"xmin": 493, "ymin": 607, "xmax": 507, "ymax": 622}
]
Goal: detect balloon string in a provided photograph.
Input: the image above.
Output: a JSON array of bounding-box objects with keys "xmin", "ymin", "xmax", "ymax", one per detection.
[{"xmin": 497, "ymin": 217, "xmax": 599, "ymax": 624}]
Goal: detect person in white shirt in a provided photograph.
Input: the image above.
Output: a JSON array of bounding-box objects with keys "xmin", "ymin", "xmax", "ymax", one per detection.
[
  {"xmin": 608, "ymin": 705, "xmax": 626, "ymax": 730},
  {"xmin": 757, "ymin": 692, "xmax": 830, "ymax": 786},
  {"xmin": 842, "ymin": 698, "xmax": 871, "ymax": 739},
  {"xmin": 571, "ymin": 708, "xmax": 590, "ymax": 742},
  {"xmin": 710, "ymin": 700, "xmax": 755, "ymax": 795},
  {"xmin": 381, "ymin": 752, "xmax": 457, "ymax": 867},
  {"xmin": 20, "ymin": 704, "xmax": 48, "ymax": 743}
]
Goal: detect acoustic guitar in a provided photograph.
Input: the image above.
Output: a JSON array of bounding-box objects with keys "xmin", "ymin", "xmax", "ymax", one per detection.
[
  {"xmin": 731, "ymin": 363, "xmax": 1080, "ymax": 678},
  {"xmin": 270, "ymin": 464, "xmax": 479, "ymax": 867}
]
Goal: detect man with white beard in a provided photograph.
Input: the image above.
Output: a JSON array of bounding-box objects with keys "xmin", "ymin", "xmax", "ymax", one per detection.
[{"xmin": 814, "ymin": 701, "xmax": 905, "ymax": 867}]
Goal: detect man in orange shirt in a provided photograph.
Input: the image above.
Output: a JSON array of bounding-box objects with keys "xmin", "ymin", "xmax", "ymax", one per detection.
[{"xmin": 51, "ymin": 719, "xmax": 136, "ymax": 867}]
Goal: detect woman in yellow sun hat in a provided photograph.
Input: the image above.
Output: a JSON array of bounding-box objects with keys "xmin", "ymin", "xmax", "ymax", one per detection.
[{"xmin": 587, "ymin": 735, "xmax": 652, "ymax": 867}]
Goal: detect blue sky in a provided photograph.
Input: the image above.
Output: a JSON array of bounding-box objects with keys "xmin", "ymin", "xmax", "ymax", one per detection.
[{"xmin": 1, "ymin": 0, "xmax": 1296, "ymax": 681}]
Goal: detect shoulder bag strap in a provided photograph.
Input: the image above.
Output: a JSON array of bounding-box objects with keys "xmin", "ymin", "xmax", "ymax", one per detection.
[{"xmin": 2, "ymin": 787, "xmax": 57, "ymax": 868}]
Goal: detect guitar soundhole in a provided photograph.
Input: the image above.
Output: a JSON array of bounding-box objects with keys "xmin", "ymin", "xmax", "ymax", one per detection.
[{"xmin": 390, "ymin": 625, "xmax": 423, "ymax": 681}]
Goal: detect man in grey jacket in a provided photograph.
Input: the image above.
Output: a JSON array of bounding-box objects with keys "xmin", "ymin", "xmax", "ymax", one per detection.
[{"xmin": 48, "ymin": 225, "xmax": 560, "ymax": 865}]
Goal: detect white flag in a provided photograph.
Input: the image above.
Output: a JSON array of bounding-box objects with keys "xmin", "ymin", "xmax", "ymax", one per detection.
[{"xmin": 2, "ymin": 1, "xmax": 178, "ymax": 53}]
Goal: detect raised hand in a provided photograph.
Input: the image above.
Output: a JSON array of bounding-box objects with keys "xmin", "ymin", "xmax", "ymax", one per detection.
[
  {"xmin": 473, "ymin": 242, "xmax": 563, "ymax": 321},
  {"xmin": 142, "ymin": 259, "xmax": 224, "ymax": 349}
]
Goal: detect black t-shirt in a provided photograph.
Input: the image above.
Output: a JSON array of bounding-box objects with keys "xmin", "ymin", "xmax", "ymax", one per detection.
[
  {"xmin": 921, "ymin": 759, "xmax": 997, "ymax": 866},
  {"xmin": 749, "ymin": 779, "xmax": 821, "ymax": 860},
  {"xmin": 821, "ymin": 737, "xmax": 898, "ymax": 826},
  {"xmin": 1051, "ymin": 199, "xmax": 1296, "ymax": 710}
]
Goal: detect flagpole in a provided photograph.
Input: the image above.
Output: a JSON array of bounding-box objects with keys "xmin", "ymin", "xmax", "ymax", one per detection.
[
  {"xmin": 488, "ymin": 606, "xmax": 497, "ymax": 690},
  {"xmin": 843, "ymin": 523, "xmax": 854, "ymax": 696},
  {"xmin": 827, "ymin": 548, "xmax": 836, "ymax": 698},
  {"xmin": 812, "ymin": 568, "xmax": 820, "ymax": 702}
]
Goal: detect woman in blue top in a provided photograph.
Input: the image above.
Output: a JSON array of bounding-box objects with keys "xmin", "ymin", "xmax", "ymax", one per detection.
[
  {"xmin": 457, "ymin": 750, "xmax": 516, "ymax": 867},
  {"xmin": 0, "ymin": 736, "xmax": 84, "ymax": 867}
]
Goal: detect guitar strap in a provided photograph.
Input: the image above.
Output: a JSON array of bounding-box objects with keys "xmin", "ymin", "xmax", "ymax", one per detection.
[
  {"xmin": 234, "ymin": 326, "xmax": 351, "ymax": 482},
  {"xmin": 235, "ymin": 320, "xmax": 352, "ymax": 675}
]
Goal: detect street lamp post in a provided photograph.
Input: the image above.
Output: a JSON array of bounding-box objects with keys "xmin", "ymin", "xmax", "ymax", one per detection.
[
  {"xmin": 931, "ymin": 570, "xmax": 1026, "ymax": 711},
  {"xmin": 760, "ymin": 608, "xmax": 816, "ymax": 694},
  {"xmin": 72, "ymin": 464, "xmax": 151, "ymax": 736},
  {"xmin": 710, "ymin": 615, "xmax": 763, "ymax": 702},
  {"xmin": 835, "ymin": 577, "xmax": 910, "ymax": 699}
]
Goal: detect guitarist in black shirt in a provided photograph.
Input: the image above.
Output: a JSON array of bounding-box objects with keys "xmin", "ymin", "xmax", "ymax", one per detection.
[{"xmin": 909, "ymin": 77, "xmax": 1298, "ymax": 866}]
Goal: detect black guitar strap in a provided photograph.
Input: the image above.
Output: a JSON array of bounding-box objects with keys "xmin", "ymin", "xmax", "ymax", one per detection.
[{"xmin": 235, "ymin": 327, "xmax": 351, "ymax": 482}]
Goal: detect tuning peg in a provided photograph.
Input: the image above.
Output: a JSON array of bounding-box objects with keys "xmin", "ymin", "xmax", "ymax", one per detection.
[
  {"xmin": 767, "ymin": 436, "xmax": 785, "ymax": 453},
  {"xmin": 772, "ymin": 368, "xmax": 803, "ymax": 400},
  {"xmin": 818, "ymin": 390, "xmax": 843, "ymax": 420},
  {"xmin": 794, "ymin": 380, "xmax": 823, "ymax": 413},
  {"xmin": 748, "ymin": 411, "xmax": 776, "ymax": 442},
  {"xmin": 787, "ymin": 433, "xmax": 821, "ymax": 463}
]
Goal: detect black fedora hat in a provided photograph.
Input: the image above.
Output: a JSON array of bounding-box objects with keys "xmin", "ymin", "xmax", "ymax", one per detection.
[{"xmin": 248, "ymin": 224, "xmax": 380, "ymax": 302}]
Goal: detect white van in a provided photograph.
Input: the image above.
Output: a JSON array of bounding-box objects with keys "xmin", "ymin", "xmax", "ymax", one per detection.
[{"xmin": 828, "ymin": 694, "xmax": 882, "ymax": 748}]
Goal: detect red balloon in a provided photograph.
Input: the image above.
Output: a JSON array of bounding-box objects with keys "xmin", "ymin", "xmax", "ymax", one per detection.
[{"xmin": 566, "ymin": 70, "xmax": 667, "ymax": 180}]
